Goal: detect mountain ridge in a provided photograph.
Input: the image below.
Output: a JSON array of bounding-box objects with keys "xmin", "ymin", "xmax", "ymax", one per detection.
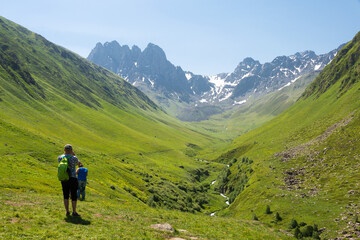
[{"xmin": 88, "ymin": 40, "xmax": 344, "ymax": 119}]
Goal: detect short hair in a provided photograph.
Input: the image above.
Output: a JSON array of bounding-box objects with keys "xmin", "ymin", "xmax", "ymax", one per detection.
[{"xmin": 64, "ymin": 144, "xmax": 72, "ymax": 151}]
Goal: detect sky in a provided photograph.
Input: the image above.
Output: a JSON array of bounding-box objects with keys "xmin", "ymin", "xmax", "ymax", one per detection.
[{"xmin": 1, "ymin": 0, "xmax": 360, "ymax": 75}]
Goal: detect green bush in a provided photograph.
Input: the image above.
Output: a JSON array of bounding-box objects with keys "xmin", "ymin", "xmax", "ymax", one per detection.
[
  {"xmin": 294, "ymin": 227, "xmax": 302, "ymax": 239},
  {"xmin": 265, "ymin": 205, "xmax": 271, "ymax": 214},
  {"xmin": 301, "ymin": 225, "xmax": 313, "ymax": 238},
  {"xmin": 275, "ymin": 212, "xmax": 282, "ymax": 222},
  {"xmin": 289, "ymin": 219, "xmax": 298, "ymax": 229}
]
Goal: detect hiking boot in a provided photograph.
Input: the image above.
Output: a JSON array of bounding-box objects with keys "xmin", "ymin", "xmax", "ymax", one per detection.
[
  {"xmin": 66, "ymin": 212, "xmax": 71, "ymax": 216},
  {"xmin": 72, "ymin": 212, "xmax": 81, "ymax": 217}
]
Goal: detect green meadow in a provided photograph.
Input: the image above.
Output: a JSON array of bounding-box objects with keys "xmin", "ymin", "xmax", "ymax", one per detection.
[
  {"xmin": 0, "ymin": 16, "xmax": 293, "ymax": 239},
  {"xmin": 0, "ymin": 15, "xmax": 359, "ymax": 240}
]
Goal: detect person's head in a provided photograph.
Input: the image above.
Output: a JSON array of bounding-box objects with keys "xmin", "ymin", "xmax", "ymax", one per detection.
[
  {"xmin": 64, "ymin": 144, "xmax": 73, "ymax": 155},
  {"xmin": 79, "ymin": 163, "xmax": 83, "ymax": 167}
]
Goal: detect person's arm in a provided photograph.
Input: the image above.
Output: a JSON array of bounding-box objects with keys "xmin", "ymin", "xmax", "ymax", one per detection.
[{"xmin": 76, "ymin": 168, "xmax": 79, "ymax": 174}]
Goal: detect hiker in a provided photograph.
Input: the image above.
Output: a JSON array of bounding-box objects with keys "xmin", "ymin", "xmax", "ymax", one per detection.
[
  {"xmin": 58, "ymin": 144, "xmax": 81, "ymax": 216},
  {"xmin": 76, "ymin": 163, "xmax": 88, "ymax": 201}
]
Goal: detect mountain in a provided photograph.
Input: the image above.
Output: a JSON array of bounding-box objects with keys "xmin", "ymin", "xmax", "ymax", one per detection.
[
  {"xmin": 190, "ymin": 71, "xmax": 321, "ymax": 140},
  {"xmin": 88, "ymin": 41, "xmax": 201, "ymax": 102},
  {"xmin": 211, "ymin": 32, "xmax": 360, "ymax": 239},
  {"xmin": 0, "ymin": 16, "xmax": 292, "ymax": 239},
  {"xmin": 88, "ymin": 41, "xmax": 342, "ymax": 121},
  {"xmin": 205, "ymin": 47, "xmax": 342, "ymax": 104}
]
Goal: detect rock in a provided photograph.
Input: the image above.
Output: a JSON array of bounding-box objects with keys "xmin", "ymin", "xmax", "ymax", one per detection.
[
  {"xmin": 150, "ymin": 223, "xmax": 174, "ymax": 232},
  {"xmin": 179, "ymin": 166, "xmax": 184, "ymax": 169}
]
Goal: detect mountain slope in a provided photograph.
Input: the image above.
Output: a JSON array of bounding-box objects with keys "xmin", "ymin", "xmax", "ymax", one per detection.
[
  {"xmin": 211, "ymin": 32, "xmax": 360, "ymax": 239},
  {"xmin": 0, "ymin": 15, "xmax": 224, "ymax": 213},
  {"xmin": 0, "ymin": 16, "xmax": 295, "ymax": 239}
]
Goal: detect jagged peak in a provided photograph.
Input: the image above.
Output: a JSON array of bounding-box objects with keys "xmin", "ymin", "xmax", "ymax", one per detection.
[
  {"xmin": 95, "ymin": 42, "xmax": 103, "ymax": 48},
  {"xmin": 143, "ymin": 43, "xmax": 167, "ymax": 59},
  {"xmin": 104, "ymin": 40, "xmax": 121, "ymax": 48},
  {"xmin": 132, "ymin": 45, "xmax": 141, "ymax": 52}
]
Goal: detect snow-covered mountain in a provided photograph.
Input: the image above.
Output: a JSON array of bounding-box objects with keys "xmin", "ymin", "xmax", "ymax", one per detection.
[
  {"xmin": 87, "ymin": 41, "xmax": 343, "ymax": 110},
  {"xmin": 202, "ymin": 48, "xmax": 342, "ymax": 105}
]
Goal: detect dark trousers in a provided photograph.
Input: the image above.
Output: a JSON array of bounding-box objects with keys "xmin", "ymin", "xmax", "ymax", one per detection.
[{"xmin": 61, "ymin": 177, "xmax": 78, "ymax": 201}]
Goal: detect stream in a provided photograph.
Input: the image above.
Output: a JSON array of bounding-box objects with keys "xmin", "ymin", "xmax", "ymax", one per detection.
[
  {"xmin": 210, "ymin": 193, "xmax": 229, "ymax": 216},
  {"xmin": 210, "ymin": 165, "xmax": 231, "ymax": 216},
  {"xmin": 210, "ymin": 179, "xmax": 229, "ymax": 216}
]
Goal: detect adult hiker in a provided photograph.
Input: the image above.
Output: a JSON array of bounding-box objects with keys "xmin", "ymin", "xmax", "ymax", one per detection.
[
  {"xmin": 58, "ymin": 144, "xmax": 81, "ymax": 216},
  {"xmin": 76, "ymin": 162, "xmax": 88, "ymax": 201}
]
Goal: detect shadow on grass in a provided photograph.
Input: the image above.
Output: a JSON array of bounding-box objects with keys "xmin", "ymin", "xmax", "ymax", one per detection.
[{"xmin": 65, "ymin": 216, "xmax": 91, "ymax": 225}]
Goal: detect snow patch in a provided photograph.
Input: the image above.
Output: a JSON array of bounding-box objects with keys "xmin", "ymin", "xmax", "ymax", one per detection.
[
  {"xmin": 199, "ymin": 99, "xmax": 208, "ymax": 103},
  {"xmin": 278, "ymin": 82, "xmax": 291, "ymax": 91},
  {"xmin": 209, "ymin": 75, "xmax": 227, "ymax": 95},
  {"xmin": 148, "ymin": 78, "xmax": 155, "ymax": 87},
  {"xmin": 291, "ymin": 76, "xmax": 301, "ymax": 83},
  {"xmin": 234, "ymin": 99, "xmax": 247, "ymax": 105},
  {"xmin": 314, "ymin": 63, "xmax": 322, "ymax": 71},
  {"xmin": 219, "ymin": 92, "xmax": 232, "ymax": 102},
  {"xmin": 185, "ymin": 73, "xmax": 192, "ymax": 81}
]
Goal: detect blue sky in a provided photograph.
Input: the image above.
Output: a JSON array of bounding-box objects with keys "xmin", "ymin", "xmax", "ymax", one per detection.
[{"xmin": 1, "ymin": 0, "xmax": 360, "ymax": 75}]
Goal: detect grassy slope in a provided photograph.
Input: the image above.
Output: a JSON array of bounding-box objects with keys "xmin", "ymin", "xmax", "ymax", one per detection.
[
  {"xmin": 213, "ymin": 32, "xmax": 360, "ymax": 239},
  {"xmin": 0, "ymin": 16, "xmax": 291, "ymax": 239}
]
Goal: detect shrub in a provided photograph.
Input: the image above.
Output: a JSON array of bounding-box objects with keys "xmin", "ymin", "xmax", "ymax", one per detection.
[
  {"xmin": 265, "ymin": 205, "xmax": 271, "ymax": 214},
  {"xmin": 275, "ymin": 212, "xmax": 282, "ymax": 222},
  {"xmin": 299, "ymin": 222, "xmax": 307, "ymax": 227},
  {"xmin": 289, "ymin": 219, "xmax": 298, "ymax": 229},
  {"xmin": 312, "ymin": 231, "xmax": 320, "ymax": 240},
  {"xmin": 301, "ymin": 225, "xmax": 313, "ymax": 238},
  {"xmin": 313, "ymin": 224, "xmax": 319, "ymax": 232},
  {"xmin": 294, "ymin": 227, "xmax": 302, "ymax": 239}
]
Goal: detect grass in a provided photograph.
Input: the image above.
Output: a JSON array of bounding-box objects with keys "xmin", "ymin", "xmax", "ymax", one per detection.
[
  {"xmin": 0, "ymin": 16, "xmax": 294, "ymax": 239},
  {"xmin": 1, "ymin": 15, "xmax": 359, "ymax": 239},
  {"xmin": 0, "ymin": 190, "xmax": 292, "ymax": 240},
  {"xmin": 209, "ymin": 32, "xmax": 360, "ymax": 239}
]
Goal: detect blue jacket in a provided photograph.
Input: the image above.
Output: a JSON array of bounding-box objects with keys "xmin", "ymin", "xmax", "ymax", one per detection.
[{"xmin": 77, "ymin": 167, "xmax": 88, "ymax": 181}]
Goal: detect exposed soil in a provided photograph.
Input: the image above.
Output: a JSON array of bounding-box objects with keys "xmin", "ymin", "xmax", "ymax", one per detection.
[
  {"xmin": 332, "ymin": 202, "xmax": 360, "ymax": 240},
  {"xmin": 274, "ymin": 114, "xmax": 354, "ymax": 192}
]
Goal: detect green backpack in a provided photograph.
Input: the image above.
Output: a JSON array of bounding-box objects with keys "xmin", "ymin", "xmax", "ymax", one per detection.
[{"xmin": 58, "ymin": 155, "xmax": 71, "ymax": 181}]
